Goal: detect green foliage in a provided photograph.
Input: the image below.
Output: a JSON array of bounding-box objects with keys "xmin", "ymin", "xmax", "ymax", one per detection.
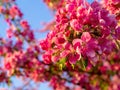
[{"xmin": 57, "ymin": 57, "xmax": 66, "ymax": 70}]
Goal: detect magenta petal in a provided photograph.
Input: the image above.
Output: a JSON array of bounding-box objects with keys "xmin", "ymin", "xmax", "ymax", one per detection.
[
  {"xmin": 81, "ymin": 32, "xmax": 91, "ymax": 42},
  {"xmin": 52, "ymin": 55, "xmax": 59, "ymax": 63},
  {"xmin": 72, "ymin": 39, "xmax": 82, "ymax": 50},
  {"xmin": 68, "ymin": 53, "xmax": 81, "ymax": 64},
  {"xmin": 86, "ymin": 49, "xmax": 96, "ymax": 58},
  {"xmin": 115, "ymin": 27, "xmax": 120, "ymax": 40},
  {"xmin": 42, "ymin": 53, "xmax": 51, "ymax": 64},
  {"xmin": 70, "ymin": 19, "xmax": 81, "ymax": 31}
]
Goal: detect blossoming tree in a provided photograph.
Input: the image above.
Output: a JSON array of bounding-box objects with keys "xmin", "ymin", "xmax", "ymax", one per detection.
[{"xmin": 0, "ymin": 0, "xmax": 120, "ymax": 90}]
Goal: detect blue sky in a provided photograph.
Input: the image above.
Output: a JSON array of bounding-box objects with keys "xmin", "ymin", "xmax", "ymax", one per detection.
[
  {"xmin": 0, "ymin": 0, "xmax": 93, "ymax": 90},
  {"xmin": 16, "ymin": 0, "xmax": 55, "ymax": 41}
]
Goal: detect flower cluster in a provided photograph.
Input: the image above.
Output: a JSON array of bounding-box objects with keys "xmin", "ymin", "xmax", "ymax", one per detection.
[
  {"xmin": 0, "ymin": 0, "xmax": 120, "ymax": 90},
  {"xmin": 41, "ymin": 0, "xmax": 120, "ymax": 89},
  {"xmin": 102, "ymin": 0, "xmax": 120, "ymax": 20},
  {"xmin": 41, "ymin": 0, "xmax": 119, "ymax": 65},
  {"xmin": 0, "ymin": 0, "xmax": 41, "ymax": 86}
]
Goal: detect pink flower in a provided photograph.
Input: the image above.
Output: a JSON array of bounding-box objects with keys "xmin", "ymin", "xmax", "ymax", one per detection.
[
  {"xmin": 42, "ymin": 52, "xmax": 52, "ymax": 64},
  {"xmin": 86, "ymin": 49, "xmax": 96, "ymax": 58},
  {"xmin": 102, "ymin": 0, "xmax": 120, "ymax": 20},
  {"xmin": 54, "ymin": 36, "xmax": 65, "ymax": 44},
  {"xmin": 51, "ymin": 55, "xmax": 59, "ymax": 62},
  {"xmin": 5, "ymin": 62, "xmax": 12, "ymax": 70},
  {"xmin": 60, "ymin": 50, "xmax": 70, "ymax": 57},
  {"xmin": 9, "ymin": 5, "xmax": 23, "ymax": 18},
  {"xmin": 70, "ymin": 19, "xmax": 82, "ymax": 31},
  {"xmin": 77, "ymin": 5, "xmax": 87, "ymax": 18},
  {"xmin": 6, "ymin": 28, "xmax": 13, "ymax": 38},
  {"xmin": 65, "ymin": 3, "xmax": 75, "ymax": 12},
  {"xmin": 73, "ymin": 39, "xmax": 82, "ymax": 49},
  {"xmin": 68, "ymin": 53, "xmax": 81, "ymax": 64},
  {"xmin": 20, "ymin": 20, "xmax": 30, "ymax": 29},
  {"xmin": 14, "ymin": 39, "xmax": 23, "ymax": 50},
  {"xmin": 64, "ymin": 42, "xmax": 72, "ymax": 50},
  {"xmin": 81, "ymin": 32, "xmax": 91, "ymax": 42},
  {"xmin": 40, "ymin": 39, "xmax": 49, "ymax": 50},
  {"xmin": 72, "ymin": 39, "xmax": 82, "ymax": 54}
]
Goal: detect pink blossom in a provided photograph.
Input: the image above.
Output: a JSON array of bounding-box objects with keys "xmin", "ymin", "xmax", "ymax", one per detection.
[
  {"xmin": 68, "ymin": 53, "xmax": 81, "ymax": 64},
  {"xmin": 70, "ymin": 19, "xmax": 82, "ymax": 31},
  {"xmin": 20, "ymin": 20, "xmax": 30, "ymax": 29},
  {"xmin": 65, "ymin": 3, "xmax": 75, "ymax": 12},
  {"xmin": 72, "ymin": 39, "xmax": 82, "ymax": 50},
  {"xmin": 42, "ymin": 52, "xmax": 52, "ymax": 64},
  {"xmin": 9, "ymin": 5, "xmax": 23, "ymax": 18},
  {"xmin": 6, "ymin": 28, "xmax": 13, "ymax": 38},
  {"xmin": 81, "ymin": 32, "xmax": 91, "ymax": 42},
  {"xmin": 40, "ymin": 39, "xmax": 49, "ymax": 50}
]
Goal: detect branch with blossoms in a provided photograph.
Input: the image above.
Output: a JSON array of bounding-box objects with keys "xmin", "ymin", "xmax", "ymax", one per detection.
[
  {"xmin": 0, "ymin": 0, "xmax": 44, "ymax": 89},
  {"xmin": 41, "ymin": 0, "xmax": 120, "ymax": 90},
  {"xmin": 0, "ymin": 0, "xmax": 120, "ymax": 90}
]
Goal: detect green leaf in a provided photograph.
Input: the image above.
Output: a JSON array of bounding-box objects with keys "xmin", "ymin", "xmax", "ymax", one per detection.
[
  {"xmin": 59, "ymin": 64, "xmax": 63, "ymax": 70},
  {"xmin": 80, "ymin": 59, "xmax": 88, "ymax": 71},
  {"xmin": 71, "ymin": 64, "xmax": 74, "ymax": 69},
  {"xmin": 59, "ymin": 57, "xmax": 66, "ymax": 64},
  {"xmin": 57, "ymin": 57, "xmax": 66, "ymax": 70},
  {"xmin": 100, "ymin": 81, "xmax": 108, "ymax": 90}
]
